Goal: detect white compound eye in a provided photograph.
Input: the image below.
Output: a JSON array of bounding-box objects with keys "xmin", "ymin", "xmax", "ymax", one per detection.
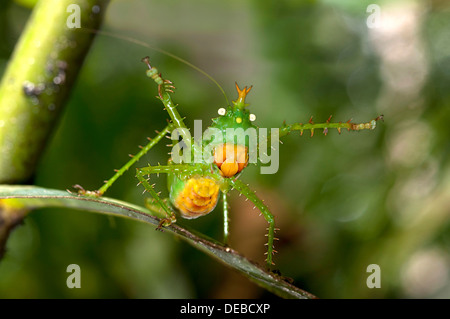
[
  {"xmin": 218, "ymin": 108, "xmax": 226, "ymax": 116},
  {"xmin": 249, "ymin": 114, "xmax": 256, "ymax": 122}
]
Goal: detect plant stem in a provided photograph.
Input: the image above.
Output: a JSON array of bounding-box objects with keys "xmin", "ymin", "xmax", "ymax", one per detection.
[
  {"xmin": 0, "ymin": 185, "xmax": 318, "ymax": 299},
  {"xmin": 0, "ymin": 0, "xmax": 109, "ymax": 184}
]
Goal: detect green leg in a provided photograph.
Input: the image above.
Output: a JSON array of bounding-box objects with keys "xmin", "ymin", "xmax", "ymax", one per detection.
[
  {"xmin": 228, "ymin": 178, "xmax": 276, "ymax": 268},
  {"xmin": 222, "ymin": 191, "xmax": 230, "ymax": 245},
  {"xmin": 278, "ymin": 115, "xmax": 384, "ymax": 139},
  {"xmin": 76, "ymin": 125, "xmax": 172, "ymax": 197},
  {"xmin": 136, "ymin": 164, "xmax": 202, "ymax": 229},
  {"xmin": 257, "ymin": 115, "xmax": 384, "ymax": 162},
  {"xmin": 77, "ymin": 57, "xmax": 195, "ymax": 197},
  {"xmin": 136, "ymin": 167, "xmax": 176, "ymax": 229},
  {"xmin": 145, "ymin": 197, "xmax": 173, "ymax": 218},
  {"xmin": 142, "ymin": 57, "xmax": 187, "ymax": 129}
]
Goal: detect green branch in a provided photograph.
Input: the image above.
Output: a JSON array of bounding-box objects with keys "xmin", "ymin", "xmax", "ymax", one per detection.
[
  {"xmin": 0, "ymin": 0, "xmax": 109, "ymax": 184},
  {"xmin": 0, "ymin": 185, "xmax": 317, "ymax": 299}
]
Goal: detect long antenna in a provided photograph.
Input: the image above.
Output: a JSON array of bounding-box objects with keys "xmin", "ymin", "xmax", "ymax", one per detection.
[{"xmin": 79, "ymin": 28, "xmax": 230, "ymax": 106}]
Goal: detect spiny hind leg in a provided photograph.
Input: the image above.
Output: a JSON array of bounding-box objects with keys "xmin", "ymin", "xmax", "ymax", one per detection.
[
  {"xmin": 136, "ymin": 164, "xmax": 200, "ymax": 229},
  {"xmin": 144, "ymin": 196, "xmax": 177, "ymax": 229},
  {"xmin": 145, "ymin": 197, "xmax": 172, "ymax": 215},
  {"xmin": 136, "ymin": 167, "xmax": 176, "ymax": 230},
  {"xmin": 227, "ymin": 178, "xmax": 277, "ymax": 269}
]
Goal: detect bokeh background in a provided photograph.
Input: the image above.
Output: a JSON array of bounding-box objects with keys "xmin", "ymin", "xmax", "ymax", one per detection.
[{"xmin": 1, "ymin": 0, "xmax": 450, "ymax": 298}]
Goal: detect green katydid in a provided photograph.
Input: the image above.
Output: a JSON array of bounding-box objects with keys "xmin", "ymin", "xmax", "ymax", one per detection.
[{"xmin": 74, "ymin": 34, "xmax": 383, "ymax": 268}]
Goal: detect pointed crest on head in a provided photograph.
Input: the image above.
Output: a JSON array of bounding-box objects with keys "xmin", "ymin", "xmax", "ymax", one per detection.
[{"xmin": 233, "ymin": 82, "xmax": 253, "ymax": 110}]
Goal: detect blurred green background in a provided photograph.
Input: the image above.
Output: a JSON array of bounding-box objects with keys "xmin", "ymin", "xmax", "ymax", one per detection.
[{"xmin": 1, "ymin": 0, "xmax": 450, "ymax": 298}]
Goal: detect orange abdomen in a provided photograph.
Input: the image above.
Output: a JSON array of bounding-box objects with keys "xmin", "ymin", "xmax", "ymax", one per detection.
[{"xmin": 174, "ymin": 177, "xmax": 220, "ymax": 219}]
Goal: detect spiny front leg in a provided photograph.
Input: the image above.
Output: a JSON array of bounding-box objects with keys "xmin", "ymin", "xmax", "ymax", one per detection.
[
  {"xmin": 73, "ymin": 125, "xmax": 172, "ymax": 198},
  {"xmin": 257, "ymin": 115, "xmax": 384, "ymax": 160},
  {"xmin": 228, "ymin": 178, "xmax": 276, "ymax": 269},
  {"xmin": 279, "ymin": 115, "xmax": 384, "ymax": 138},
  {"xmin": 142, "ymin": 57, "xmax": 187, "ymax": 129}
]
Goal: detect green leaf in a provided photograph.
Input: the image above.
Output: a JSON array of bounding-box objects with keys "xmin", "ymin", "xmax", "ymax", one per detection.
[{"xmin": 0, "ymin": 185, "xmax": 316, "ymax": 299}]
